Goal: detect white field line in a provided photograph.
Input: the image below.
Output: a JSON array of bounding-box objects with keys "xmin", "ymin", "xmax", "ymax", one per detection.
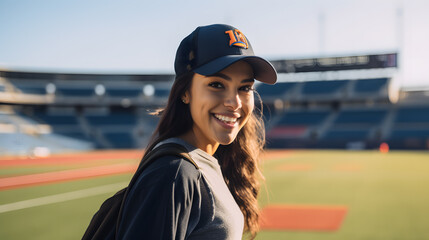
[{"xmin": 0, "ymin": 182, "xmax": 128, "ymax": 214}]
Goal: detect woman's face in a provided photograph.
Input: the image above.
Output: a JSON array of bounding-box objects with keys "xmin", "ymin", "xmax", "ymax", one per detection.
[{"xmin": 183, "ymin": 61, "xmax": 255, "ymax": 149}]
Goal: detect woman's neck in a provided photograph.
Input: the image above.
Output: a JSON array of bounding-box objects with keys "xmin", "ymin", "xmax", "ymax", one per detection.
[{"xmin": 178, "ymin": 131, "xmax": 219, "ymax": 155}]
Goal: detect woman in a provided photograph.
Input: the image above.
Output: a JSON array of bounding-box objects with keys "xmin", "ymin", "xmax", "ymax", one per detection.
[{"xmin": 117, "ymin": 24, "xmax": 277, "ymax": 239}]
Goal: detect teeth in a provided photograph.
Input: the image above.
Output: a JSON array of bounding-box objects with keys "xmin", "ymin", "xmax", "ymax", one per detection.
[{"xmin": 214, "ymin": 114, "xmax": 238, "ymax": 123}]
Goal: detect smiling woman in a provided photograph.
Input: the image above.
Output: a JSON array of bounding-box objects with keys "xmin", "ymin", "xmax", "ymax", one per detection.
[{"xmin": 84, "ymin": 24, "xmax": 277, "ymax": 240}]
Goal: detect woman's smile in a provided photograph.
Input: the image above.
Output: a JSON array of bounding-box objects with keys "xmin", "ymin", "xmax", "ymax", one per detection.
[{"xmin": 212, "ymin": 113, "xmax": 240, "ymax": 129}]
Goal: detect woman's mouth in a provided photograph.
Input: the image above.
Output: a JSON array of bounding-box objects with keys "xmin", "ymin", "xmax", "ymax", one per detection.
[{"xmin": 213, "ymin": 114, "xmax": 239, "ymax": 129}]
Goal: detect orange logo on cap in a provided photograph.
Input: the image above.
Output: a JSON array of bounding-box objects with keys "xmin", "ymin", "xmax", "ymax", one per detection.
[{"xmin": 225, "ymin": 29, "xmax": 249, "ymax": 49}]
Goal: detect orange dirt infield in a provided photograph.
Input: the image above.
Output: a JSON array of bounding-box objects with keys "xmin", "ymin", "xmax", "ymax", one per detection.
[
  {"xmin": 0, "ymin": 150, "xmax": 143, "ymax": 168},
  {"xmin": 0, "ymin": 149, "xmax": 289, "ymax": 167},
  {"xmin": 0, "ymin": 164, "xmax": 137, "ymax": 190},
  {"xmin": 259, "ymin": 204, "xmax": 348, "ymax": 231},
  {"xmin": 0, "ymin": 149, "xmax": 292, "ymax": 191}
]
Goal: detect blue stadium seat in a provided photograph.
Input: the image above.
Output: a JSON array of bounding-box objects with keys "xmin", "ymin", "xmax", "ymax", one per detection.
[
  {"xmin": 86, "ymin": 112, "xmax": 137, "ymax": 126},
  {"xmin": 104, "ymin": 132, "xmax": 135, "ymax": 148},
  {"xmin": 390, "ymin": 129, "xmax": 429, "ymax": 139},
  {"xmin": 388, "ymin": 128, "xmax": 429, "ymax": 149},
  {"xmin": 34, "ymin": 114, "xmax": 79, "ymax": 126},
  {"xmin": 256, "ymin": 82, "xmax": 296, "ymax": 98},
  {"xmin": 322, "ymin": 129, "xmax": 370, "ymax": 141},
  {"xmin": 105, "ymin": 88, "xmax": 142, "ymax": 97},
  {"xmin": 57, "ymin": 88, "xmax": 94, "ymax": 97},
  {"xmin": 17, "ymin": 86, "xmax": 46, "ymax": 95},
  {"xmin": 57, "ymin": 131, "xmax": 90, "ymax": 140},
  {"xmin": 334, "ymin": 109, "xmax": 387, "ymax": 125},
  {"xmin": 354, "ymin": 78, "xmax": 388, "ymax": 93},
  {"xmin": 395, "ymin": 107, "xmax": 429, "ymax": 123},
  {"xmin": 155, "ymin": 88, "xmax": 170, "ymax": 97},
  {"xmin": 277, "ymin": 110, "xmax": 331, "ymax": 126},
  {"xmin": 302, "ymin": 80, "xmax": 347, "ymax": 95}
]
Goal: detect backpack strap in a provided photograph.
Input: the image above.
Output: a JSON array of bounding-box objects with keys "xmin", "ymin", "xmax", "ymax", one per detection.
[
  {"xmin": 115, "ymin": 142, "xmax": 198, "ymax": 238},
  {"xmin": 137, "ymin": 143, "xmax": 199, "ymax": 171}
]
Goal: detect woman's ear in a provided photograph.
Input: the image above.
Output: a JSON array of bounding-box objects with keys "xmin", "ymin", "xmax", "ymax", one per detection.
[{"xmin": 181, "ymin": 91, "xmax": 190, "ymax": 104}]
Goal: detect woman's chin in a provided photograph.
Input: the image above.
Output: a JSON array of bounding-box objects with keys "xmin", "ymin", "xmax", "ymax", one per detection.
[{"xmin": 216, "ymin": 134, "xmax": 238, "ymax": 146}]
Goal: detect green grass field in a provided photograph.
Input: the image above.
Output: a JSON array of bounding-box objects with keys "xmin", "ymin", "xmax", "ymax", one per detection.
[{"xmin": 0, "ymin": 150, "xmax": 428, "ymax": 240}]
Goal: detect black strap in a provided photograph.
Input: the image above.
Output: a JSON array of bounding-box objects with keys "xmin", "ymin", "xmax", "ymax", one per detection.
[
  {"xmin": 137, "ymin": 143, "xmax": 199, "ymax": 171},
  {"xmin": 115, "ymin": 142, "xmax": 198, "ymax": 237}
]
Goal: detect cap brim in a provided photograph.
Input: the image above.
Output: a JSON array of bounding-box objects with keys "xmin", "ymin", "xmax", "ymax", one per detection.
[{"xmin": 193, "ymin": 55, "xmax": 277, "ymax": 84}]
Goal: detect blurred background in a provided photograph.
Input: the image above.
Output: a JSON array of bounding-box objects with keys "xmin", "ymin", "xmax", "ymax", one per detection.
[
  {"xmin": 1, "ymin": 0, "xmax": 428, "ymax": 154},
  {"xmin": 1, "ymin": 0, "xmax": 429, "ymax": 239}
]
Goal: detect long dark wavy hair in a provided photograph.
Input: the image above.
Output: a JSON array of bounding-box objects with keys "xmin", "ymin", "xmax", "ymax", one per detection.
[{"xmin": 143, "ymin": 71, "xmax": 266, "ymax": 238}]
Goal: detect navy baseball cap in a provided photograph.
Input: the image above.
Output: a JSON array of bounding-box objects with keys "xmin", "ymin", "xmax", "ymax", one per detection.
[{"xmin": 174, "ymin": 24, "xmax": 277, "ymax": 84}]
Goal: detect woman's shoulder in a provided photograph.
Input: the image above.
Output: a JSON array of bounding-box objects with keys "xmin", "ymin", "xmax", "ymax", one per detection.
[{"xmin": 139, "ymin": 154, "xmax": 201, "ymax": 184}]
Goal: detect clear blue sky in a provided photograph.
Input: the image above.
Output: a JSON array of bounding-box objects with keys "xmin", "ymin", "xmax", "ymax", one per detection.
[{"xmin": 1, "ymin": 0, "xmax": 428, "ymax": 87}]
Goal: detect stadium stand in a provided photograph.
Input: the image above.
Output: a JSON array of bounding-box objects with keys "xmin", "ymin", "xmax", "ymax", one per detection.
[
  {"xmin": 154, "ymin": 88, "xmax": 171, "ymax": 97},
  {"xmin": 56, "ymin": 87, "xmax": 95, "ymax": 97},
  {"xmin": 257, "ymin": 82, "xmax": 297, "ymax": 99},
  {"xmin": 0, "ymin": 106, "xmax": 94, "ymax": 155},
  {"xmin": 394, "ymin": 106, "xmax": 429, "ymax": 123},
  {"xmin": 104, "ymin": 132, "xmax": 135, "ymax": 149},
  {"xmin": 332, "ymin": 109, "xmax": 387, "ymax": 125},
  {"xmin": 0, "ymin": 69, "xmax": 175, "ymax": 154},
  {"xmin": 387, "ymin": 105, "xmax": 429, "ymax": 149},
  {"xmin": 354, "ymin": 78, "xmax": 388, "ymax": 93},
  {"xmin": 105, "ymin": 88, "xmax": 142, "ymax": 97},
  {"xmin": 1, "ymin": 52, "xmax": 429, "ymax": 153},
  {"xmin": 14, "ymin": 85, "xmax": 47, "ymax": 95},
  {"xmin": 85, "ymin": 110, "xmax": 137, "ymax": 126},
  {"xmin": 258, "ymin": 71, "xmax": 427, "ymax": 149},
  {"xmin": 302, "ymin": 80, "xmax": 347, "ymax": 95}
]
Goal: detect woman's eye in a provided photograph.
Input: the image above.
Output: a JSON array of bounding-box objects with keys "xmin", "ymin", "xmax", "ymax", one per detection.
[
  {"xmin": 208, "ymin": 82, "xmax": 224, "ymax": 89},
  {"xmin": 240, "ymin": 85, "xmax": 254, "ymax": 92}
]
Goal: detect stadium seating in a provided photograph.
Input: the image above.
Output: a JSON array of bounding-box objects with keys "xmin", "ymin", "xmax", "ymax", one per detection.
[
  {"xmin": 0, "ymin": 110, "xmax": 94, "ymax": 155},
  {"xmin": 256, "ymin": 82, "xmax": 296, "ymax": 98},
  {"xmin": 104, "ymin": 132, "xmax": 135, "ymax": 149},
  {"xmin": 390, "ymin": 129, "xmax": 429, "ymax": 139},
  {"xmin": 266, "ymin": 109, "xmax": 331, "ymax": 148},
  {"xmin": 33, "ymin": 113, "xmax": 80, "ymax": 126},
  {"xmin": 354, "ymin": 78, "xmax": 388, "ymax": 93},
  {"xmin": 318, "ymin": 128, "xmax": 371, "ymax": 148},
  {"xmin": 15, "ymin": 86, "xmax": 47, "ymax": 95},
  {"xmin": 56, "ymin": 87, "xmax": 95, "ymax": 97},
  {"xmin": 323, "ymin": 128, "xmax": 370, "ymax": 140},
  {"xmin": 154, "ymin": 88, "xmax": 171, "ymax": 97},
  {"xmin": 394, "ymin": 106, "xmax": 429, "ymax": 123},
  {"xmin": 2, "ymin": 67, "xmax": 429, "ymax": 152},
  {"xmin": 85, "ymin": 111, "xmax": 137, "ymax": 126},
  {"xmin": 105, "ymin": 88, "xmax": 142, "ymax": 97},
  {"xmin": 333, "ymin": 109, "xmax": 387, "ymax": 125},
  {"xmin": 301, "ymin": 80, "xmax": 347, "ymax": 95},
  {"xmin": 276, "ymin": 110, "xmax": 331, "ymax": 126},
  {"xmin": 266, "ymin": 106, "xmax": 394, "ymax": 149},
  {"xmin": 385, "ymin": 105, "xmax": 429, "ymax": 149}
]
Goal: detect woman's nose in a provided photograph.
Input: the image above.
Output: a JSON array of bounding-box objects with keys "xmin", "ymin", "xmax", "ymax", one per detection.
[{"xmin": 224, "ymin": 91, "xmax": 242, "ymax": 110}]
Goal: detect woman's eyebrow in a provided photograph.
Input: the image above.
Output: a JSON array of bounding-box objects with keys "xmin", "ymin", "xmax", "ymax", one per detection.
[
  {"xmin": 207, "ymin": 72, "xmax": 231, "ymax": 80},
  {"xmin": 242, "ymin": 79, "xmax": 255, "ymax": 83},
  {"xmin": 207, "ymin": 73, "xmax": 255, "ymax": 83}
]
